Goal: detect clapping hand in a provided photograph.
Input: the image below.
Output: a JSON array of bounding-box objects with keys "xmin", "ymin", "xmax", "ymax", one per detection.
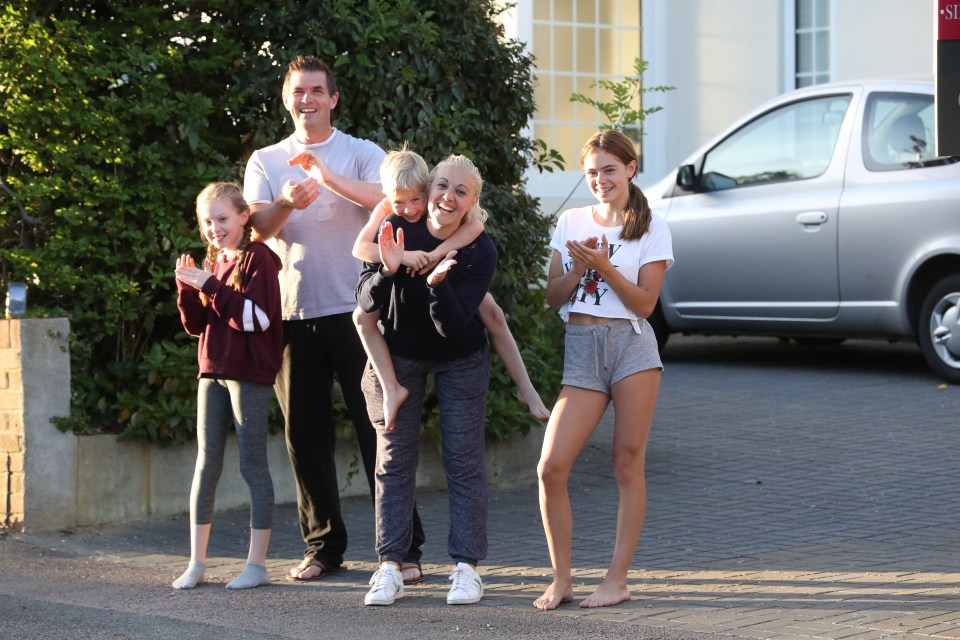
[
  {"xmin": 280, "ymin": 175, "xmax": 321, "ymax": 210},
  {"xmin": 175, "ymin": 254, "xmax": 212, "ymax": 290},
  {"xmin": 565, "ymin": 235, "xmax": 603, "ymax": 275},
  {"xmin": 288, "ymin": 152, "xmax": 330, "ymax": 184}
]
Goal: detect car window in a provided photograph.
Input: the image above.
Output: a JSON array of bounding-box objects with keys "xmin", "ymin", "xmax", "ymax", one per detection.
[
  {"xmin": 699, "ymin": 94, "xmax": 852, "ymax": 191},
  {"xmin": 862, "ymin": 92, "xmax": 960, "ymax": 171}
]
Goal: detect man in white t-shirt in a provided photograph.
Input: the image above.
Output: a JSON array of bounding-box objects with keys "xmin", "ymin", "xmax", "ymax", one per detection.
[{"xmin": 245, "ymin": 55, "xmax": 425, "ymax": 582}]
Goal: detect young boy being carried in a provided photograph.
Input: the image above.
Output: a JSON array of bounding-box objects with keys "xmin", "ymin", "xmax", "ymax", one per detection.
[{"xmin": 292, "ymin": 146, "xmax": 550, "ymax": 430}]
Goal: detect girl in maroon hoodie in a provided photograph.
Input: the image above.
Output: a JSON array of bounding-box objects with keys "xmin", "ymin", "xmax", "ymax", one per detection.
[{"xmin": 172, "ymin": 182, "xmax": 282, "ymax": 590}]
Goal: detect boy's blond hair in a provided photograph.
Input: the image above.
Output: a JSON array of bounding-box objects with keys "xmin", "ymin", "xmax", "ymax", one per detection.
[{"xmin": 380, "ymin": 143, "xmax": 430, "ymax": 197}]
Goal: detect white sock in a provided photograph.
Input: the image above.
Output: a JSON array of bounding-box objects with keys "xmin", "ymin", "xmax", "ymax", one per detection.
[
  {"xmin": 226, "ymin": 563, "xmax": 270, "ymax": 590},
  {"xmin": 172, "ymin": 562, "xmax": 206, "ymax": 589}
]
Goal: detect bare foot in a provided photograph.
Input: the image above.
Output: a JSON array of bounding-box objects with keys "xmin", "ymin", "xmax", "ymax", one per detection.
[
  {"xmin": 518, "ymin": 387, "xmax": 550, "ymax": 420},
  {"xmin": 382, "ymin": 384, "xmax": 409, "ymax": 431},
  {"xmin": 286, "ymin": 558, "xmax": 342, "ymax": 581},
  {"xmin": 400, "ymin": 562, "xmax": 424, "ymax": 585},
  {"xmin": 579, "ymin": 579, "xmax": 630, "ymax": 608},
  {"xmin": 533, "ymin": 581, "xmax": 574, "ymax": 611}
]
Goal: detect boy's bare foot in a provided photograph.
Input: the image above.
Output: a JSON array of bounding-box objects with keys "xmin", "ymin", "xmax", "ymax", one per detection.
[
  {"xmin": 533, "ymin": 581, "xmax": 574, "ymax": 611},
  {"xmin": 383, "ymin": 385, "xmax": 409, "ymax": 431},
  {"xmin": 579, "ymin": 579, "xmax": 631, "ymax": 608},
  {"xmin": 518, "ymin": 387, "xmax": 550, "ymax": 420}
]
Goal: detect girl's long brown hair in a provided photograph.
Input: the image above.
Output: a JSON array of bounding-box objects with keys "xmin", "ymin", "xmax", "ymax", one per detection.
[
  {"xmin": 195, "ymin": 182, "xmax": 252, "ymax": 304},
  {"xmin": 579, "ymin": 130, "xmax": 651, "ymax": 241}
]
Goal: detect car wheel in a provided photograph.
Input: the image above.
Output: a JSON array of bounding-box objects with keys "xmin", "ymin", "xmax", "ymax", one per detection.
[
  {"xmin": 918, "ymin": 274, "xmax": 960, "ymax": 384},
  {"xmin": 647, "ymin": 301, "xmax": 670, "ymax": 353}
]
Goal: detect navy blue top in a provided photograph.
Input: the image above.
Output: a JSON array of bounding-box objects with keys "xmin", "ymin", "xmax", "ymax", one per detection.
[{"xmin": 356, "ymin": 214, "xmax": 497, "ymax": 361}]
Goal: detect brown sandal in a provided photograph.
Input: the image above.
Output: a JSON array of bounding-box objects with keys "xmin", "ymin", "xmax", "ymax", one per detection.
[
  {"xmin": 401, "ymin": 562, "xmax": 424, "ymax": 585},
  {"xmin": 286, "ymin": 558, "xmax": 345, "ymax": 582}
]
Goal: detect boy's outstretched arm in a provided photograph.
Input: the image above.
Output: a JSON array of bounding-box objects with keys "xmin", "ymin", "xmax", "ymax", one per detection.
[
  {"xmin": 419, "ymin": 216, "xmax": 485, "ymax": 274},
  {"xmin": 353, "ymin": 197, "xmax": 392, "ymax": 263}
]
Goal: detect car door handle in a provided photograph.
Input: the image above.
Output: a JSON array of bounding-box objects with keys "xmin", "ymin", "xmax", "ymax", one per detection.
[{"xmin": 796, "ymin": 211, "xmax": 828, "ymax": 225}]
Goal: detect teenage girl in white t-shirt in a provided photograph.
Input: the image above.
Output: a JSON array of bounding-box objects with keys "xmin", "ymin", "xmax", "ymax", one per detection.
[{"xmin": 535, "ymin": 130, "xmax": 674, "ymax": 612}]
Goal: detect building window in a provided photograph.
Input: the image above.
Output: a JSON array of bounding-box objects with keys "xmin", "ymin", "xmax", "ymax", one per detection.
[
  {"xmin": 795, "ymin": 0, "xmax": 830, "ymax": 88},
  {"xmin": 531, "ymin": 1, "xmax": 643, "ymax": 169}
]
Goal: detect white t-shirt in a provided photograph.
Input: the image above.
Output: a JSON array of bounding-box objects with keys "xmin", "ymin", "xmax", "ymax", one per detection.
[
  {"xmin": 550, "ymin": 206, "xmax": 674, "ymax": 330},
  {"xmin": 244, "ymin": 130, "xmax": 385, "ymax": 320}
]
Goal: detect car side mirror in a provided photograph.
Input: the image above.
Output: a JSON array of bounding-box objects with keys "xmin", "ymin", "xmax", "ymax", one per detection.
[{"xmin": 676, "ymin": 164, "xmax": 697, "ymax": 190}]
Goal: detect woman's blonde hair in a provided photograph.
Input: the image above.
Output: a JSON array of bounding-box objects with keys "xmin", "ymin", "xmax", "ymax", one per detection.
[
  {"xmin": 579, "ymin": 130, "xmax": 651, "ymax": 241},
  {"xmin": 195, "ymin": 182, "xmax": 252, "ymax": 300},
  {"xmin": 430, "ymin": 154, "xmax": 488, "ymax": 223}
]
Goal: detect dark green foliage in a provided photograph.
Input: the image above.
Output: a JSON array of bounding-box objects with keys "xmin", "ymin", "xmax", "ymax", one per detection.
[{"xmin": 0, "ymin": 1, "xmax": 562, "ymax": 443}]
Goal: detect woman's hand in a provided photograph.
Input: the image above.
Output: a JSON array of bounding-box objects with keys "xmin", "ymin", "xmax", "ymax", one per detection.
[
  {"xmin": 378, "ymin": 221, "xmax": 405, "ymax": 275},
  {"xmin": 175, "ymin": 254, "xmax": 212, "ymax": 290},
  {"xmin": 426, "ymin": 250, "xmax": 458, "ymax": 287},
  {"xmin": 566, "ymin": 234, "xmax": 606, "ymax": 275}
]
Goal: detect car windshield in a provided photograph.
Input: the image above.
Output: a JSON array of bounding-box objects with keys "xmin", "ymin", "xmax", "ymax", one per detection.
[{"xmin": 699, "ymin": 94, "xmax": 852, "ymax": 191}]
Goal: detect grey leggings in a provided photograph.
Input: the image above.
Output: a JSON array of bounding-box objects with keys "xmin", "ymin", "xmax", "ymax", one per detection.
[{"xmin": 191, "ymin": 377, "xmax": 274, "ymax": 529}]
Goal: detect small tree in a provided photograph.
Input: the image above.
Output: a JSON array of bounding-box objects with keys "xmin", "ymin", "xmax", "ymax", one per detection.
[
  {"xmin": 549, "ymin": 57, "xmax": 675, "ymax": 216},
  {"xmin": 570, "ymin": 58, "xmax": 675, "ymax": 136}
]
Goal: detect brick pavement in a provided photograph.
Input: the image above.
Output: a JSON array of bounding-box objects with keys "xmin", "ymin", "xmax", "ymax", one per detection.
[{"xmin": 24, "ymin": 336, "xmax": 960, "ymax": 639}]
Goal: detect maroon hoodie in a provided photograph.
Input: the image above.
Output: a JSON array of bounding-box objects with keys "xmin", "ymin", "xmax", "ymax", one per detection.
[{"xmin": 177, "ymin": 241, "xmax": 283, "ymax": 385}]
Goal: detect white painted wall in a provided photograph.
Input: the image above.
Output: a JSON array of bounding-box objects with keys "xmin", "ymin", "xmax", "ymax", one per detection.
[
  {"xmin": 512, "ymin": 0, "xmax": 935, "ymax": 213},
  {"xmin": 659, "ymin": 0, "xmax": 785, "ymax": 173},
  {"xmin": 833, "ymin": 0, "xmax": 934, "ymax": 82}
]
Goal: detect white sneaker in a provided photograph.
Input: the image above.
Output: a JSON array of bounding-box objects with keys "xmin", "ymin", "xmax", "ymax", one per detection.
[
  {"xmin": 447, "ymin": 562, "xmax": 483, "ymax": 605},
  {"xmin": 364, "ymin": 564, "xmax": 404, "ymax": 606}
]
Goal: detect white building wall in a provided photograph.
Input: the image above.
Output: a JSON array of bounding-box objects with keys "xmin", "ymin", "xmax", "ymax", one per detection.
[
  {"xmin": 510, "ymin": 0, "xmax": 936, "ymax": 213},
  {"xmin": 660, "ymin": 0, "xmax": 785, "ymax": 173},
  {"xmin": 832, "ymin": 0, "xmax": 933, "ymax": 82}
]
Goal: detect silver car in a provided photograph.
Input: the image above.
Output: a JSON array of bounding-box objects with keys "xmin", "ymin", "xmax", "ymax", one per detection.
[{"xmin": 647, "ymin": 79, "xmax": 960, "ymax": 383}]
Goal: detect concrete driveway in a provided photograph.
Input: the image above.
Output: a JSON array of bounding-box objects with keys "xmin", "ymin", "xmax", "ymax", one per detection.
[{"xmin": 2, "ymin": 335, "xmax": 958, "ymax": 639}]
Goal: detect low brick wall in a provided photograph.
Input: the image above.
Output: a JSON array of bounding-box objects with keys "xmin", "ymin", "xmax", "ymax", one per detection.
[
  {"xmin": 0, "ymin": 319, "xmax": 25, "ymax": 527},
  {"xmin": 1, "ymin": 318, "xmax": 540, "ymax": 532},
  {"xmin": 1, "ymin": 318, "xmax": 74, "ymax": 530}
]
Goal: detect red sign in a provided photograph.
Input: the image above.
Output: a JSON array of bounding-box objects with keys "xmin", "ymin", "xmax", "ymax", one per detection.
[{"xmin": 940, "ymin": 1, "xmax": 960, "ymax": 40}]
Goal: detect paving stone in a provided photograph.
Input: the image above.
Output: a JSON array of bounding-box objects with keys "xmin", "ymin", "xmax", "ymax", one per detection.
[{"xmin": 14, "ymin": 336, "xmax": 960, "ymax": 638}]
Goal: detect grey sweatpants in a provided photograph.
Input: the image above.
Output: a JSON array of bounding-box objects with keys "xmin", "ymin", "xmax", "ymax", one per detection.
[
  {"xmin": 191, "ymin": 377, "xmax": 275, "ymax": 529},
  {"xmin": 361, "ymin": 346, "xmax": 490, "ymax": 566}
]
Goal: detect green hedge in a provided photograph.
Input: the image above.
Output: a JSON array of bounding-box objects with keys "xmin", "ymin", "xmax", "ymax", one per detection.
[{"xmin": 0, "ymin": 1, "xmax": 562, "ymax": 444}]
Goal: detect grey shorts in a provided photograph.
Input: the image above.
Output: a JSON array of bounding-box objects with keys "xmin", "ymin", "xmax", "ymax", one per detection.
[{"xmin": 561, "ymin": 318, "xmax": 662, "ymax": 394}]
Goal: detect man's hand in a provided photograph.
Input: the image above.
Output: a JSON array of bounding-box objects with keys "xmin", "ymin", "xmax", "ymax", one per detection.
[
  {"xmin": 280, "ymin": 176, "xmax": 321, "ymax": 210},
  {"xmin": 288, "ymin": 152, "xmax": 330, "ymax": 185}
]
